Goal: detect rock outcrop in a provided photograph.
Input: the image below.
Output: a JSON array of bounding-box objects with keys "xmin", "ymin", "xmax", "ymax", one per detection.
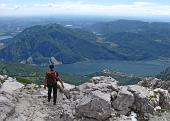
[
  {"xmin": 0, "ymin": 75, "xmax": 169, "ymax": 121},
  {"xmin": 76, "ymin": 90, "xmax": 112, "ymax": 120},
  {"xmin": 111, "ymin": 86, "xmax": 134, "ymax": 115},
  {"xmin": 49, "ymin": 57, "xmax": 62, "ymax": 65},
  {"xmin": 0, "ymin": 91, "xmax": 17, "ymax": 121},
  {"xmin": 0, "ymin": 77, "xmax": 24, "ymax": 93},
  {"xmin": 139, "ymin": 77, "xmax": 170, "ymax": 93},
  {"xmin": 128, "ymin": 85, "xmax": 156, "ymax": 114}
]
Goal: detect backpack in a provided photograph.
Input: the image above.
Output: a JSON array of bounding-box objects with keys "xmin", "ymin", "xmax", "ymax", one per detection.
[{"xmin": 46, "ymin": 70, "xmax": 58, "ymax": 86}]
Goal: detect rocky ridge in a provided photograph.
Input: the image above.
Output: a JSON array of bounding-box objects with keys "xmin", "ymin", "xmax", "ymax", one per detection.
[
  {"xmin": 0, "ymin": 75, "xmax": 170, "ymax": 121},
  {"xmin": 139, "ymin": 77, "xmax": 170, "ymax": 93}
]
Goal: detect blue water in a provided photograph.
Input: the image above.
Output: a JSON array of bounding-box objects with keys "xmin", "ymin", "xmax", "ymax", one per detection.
[
  {"xmin": 56, "ymin": 60, "xmax": 170, "ymax": 76},
  {"xmin": 0, "ymin": 35, "xmax": 12, "ymax": 40}
]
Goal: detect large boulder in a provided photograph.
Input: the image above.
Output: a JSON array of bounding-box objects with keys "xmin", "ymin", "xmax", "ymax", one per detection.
[
  {"xmin": 111, "ymin": 86, "xmax": 134, "ymax": 115},
  {"xmin": 77, "ymin": 82, "xmax": 95, "ymax": 91},
  {"xmin": 89, "ymin": 76, "xmax": 119, "ymax": 92},
  {"xmin": 0, "ymin": 76, "xmax": 24, "ymax": 121},
  {"xmin": 0, "ymin": 77, "xmax": 24, "ymax": 93},
  {"xmin": 153, "ymin": 88, "xmax": 170, "ymax": 109},
  {"xmin": 70, "ymin": 76, "xmax": 119, "ymax": 103},
  {"xmin": 90, "ymin": 76, "xmax": 117, "ymax": 83},
  {"xmin": 127, "ymin": 85, "xmax": 156, "ymax": 114},
  {"xmin": 0, "ymin": 91, "xmax": 17, "ymax": 121},
  {"xmin": 76, "ymin": 90, "xmax": 112, "ymax": 121},
  {"xmin": 76, "ymin": 76, "xmax": 118, "ymax": 93}
]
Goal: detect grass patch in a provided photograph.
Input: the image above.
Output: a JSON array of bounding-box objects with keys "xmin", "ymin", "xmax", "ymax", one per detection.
[{"xmin": 16, "ymin": 77, "xmax": 34, "ymax": 85}]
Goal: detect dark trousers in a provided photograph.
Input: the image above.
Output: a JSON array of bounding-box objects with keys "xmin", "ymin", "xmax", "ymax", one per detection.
[{"xmin": 47, "ymin": 84, "xmax": 57, "ymax": 104}]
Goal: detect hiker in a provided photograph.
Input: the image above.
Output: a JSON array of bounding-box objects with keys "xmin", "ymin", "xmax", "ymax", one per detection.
[{"xmin": 44, "ymin": 64, "xmax": 64, "ymax": 105}]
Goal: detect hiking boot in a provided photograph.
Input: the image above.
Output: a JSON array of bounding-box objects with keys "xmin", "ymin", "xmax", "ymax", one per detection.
[{"xmin": 53, "ymin": 102, "xmax": 56, "ymax": 105}]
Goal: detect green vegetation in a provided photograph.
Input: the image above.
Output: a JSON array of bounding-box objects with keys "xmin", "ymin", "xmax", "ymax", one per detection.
[
  {"xmin": 0, "ymin": 24, "xmax": 119, "ymax": 65},
  {"xmin": 88, "ymin": 20, "xmax": 170, "ymax": 60},
  {"xmin": 0, "ymin": 60, "xmax": 89, "ymax": 85},
  {"xmin": 86, "ymin": 70, "xmax": 142, "ymax": 85},
  {"xmin": 112, "ymin": 75, "xmax": 142, "ymax": 85},
  {"xmin": 16, "ymin": 77, "xmax": 34, "ymax": 85},
  {"xmin": 0, "ymin": 60, "xmax": 143, "ymax": 86},
  {"xmin": 1, "ymin": 20, "xmax": 170, "ymax": 65},
  {"xmin": 0, "ymin": 60, "xmax": 44, "ymax": 76},
  {"xmin": 60, "ymin": 74, "xmax": 89, "ymax": 86}
]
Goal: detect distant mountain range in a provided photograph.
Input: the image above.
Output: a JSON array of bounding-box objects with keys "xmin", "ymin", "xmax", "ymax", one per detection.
[
  {"xmin": 0, "ymin": 24, "xmax": 122, "ymax": 64},
  {"xmin": 1, "ymin": 20, "xmax": 170, "ymax": 64},
  {"xmin": 87, "ymin": 20, "xmax": 170, "ymax": 60}
]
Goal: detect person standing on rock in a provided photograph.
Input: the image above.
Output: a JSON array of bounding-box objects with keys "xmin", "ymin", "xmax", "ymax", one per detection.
[{"xmin": 44, "ymin": 64, "xmax": 64, "ymax": 105}]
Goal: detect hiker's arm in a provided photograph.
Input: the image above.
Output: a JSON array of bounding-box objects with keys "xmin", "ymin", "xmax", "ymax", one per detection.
[{"xmin": 58, "ymin": 77, "xmax": 64, "ymax": 88}]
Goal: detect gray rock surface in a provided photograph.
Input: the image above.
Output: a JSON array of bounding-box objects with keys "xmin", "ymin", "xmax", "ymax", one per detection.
[
  {"xmin": 149, "ymin": 112, "xmax": 170, "ymax": 121},
  {"xmin": 153, "ymin": 88, "xmax": 170, "ymax": 109},
  {"xmin": 0, "ymin": 75, "xmax": 169, "ymax": 121},
  {"xmin": 0, "ymin": 91, "xmax": 17, "ymax": 121},
  {"xmin": 0, "ymin": 77, "xmax": 24, "ymax": 93},
  {"xmin": 76, "ymin": 90, "xmax": 112, "ymax": 121},
  {"xmin": 128, "ymin": 85, "xmax": 156, "ymax": 114},
  {"xmin": 111, "ymin": 86, "xmax": 134, "ymax": 115},
  {"xmin": 49, "ymin": 56, "xmax": 62, "ymax": 65},
  {"xmin": 139, "ymin": 77, "xmax": 170, "ymax": 93}
]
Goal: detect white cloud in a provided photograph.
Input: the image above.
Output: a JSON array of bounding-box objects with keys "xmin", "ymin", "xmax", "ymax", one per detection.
[
  {"xmin": 133, "ymin": 2, "xmax": 154, "ymax": 6},
  {"xmin": 0, "ymin": 1, "xmax": 170, "ymax": 16}
]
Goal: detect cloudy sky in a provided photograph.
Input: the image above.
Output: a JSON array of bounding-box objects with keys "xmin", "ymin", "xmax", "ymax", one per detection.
[{"xmin": 0, "ymin": 0, "xmax": 170, "ymax": 17}]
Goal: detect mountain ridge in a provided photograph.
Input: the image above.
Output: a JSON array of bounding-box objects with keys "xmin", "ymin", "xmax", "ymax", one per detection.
[
  {"xmin": 0, "ymin": 24, "xmax": 124, "ymax": 64},
  {"xmin": 1, "ymin": 20, "xmax": 170, "ymax": 64}
]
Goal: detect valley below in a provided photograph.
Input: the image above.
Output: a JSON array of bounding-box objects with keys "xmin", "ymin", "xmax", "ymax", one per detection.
[
  {"xmin": 1, "ymin": 19, "xmax": 170, "ymax": 86},
  {"xmin": 56, "ymin": 59, "xmax": 170, "ymax": 76}
]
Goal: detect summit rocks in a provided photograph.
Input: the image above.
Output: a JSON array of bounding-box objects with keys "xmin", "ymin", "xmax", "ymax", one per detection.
[{"xmin": 0, "ymin": 75, "xmax": 170, "ymax": 121}]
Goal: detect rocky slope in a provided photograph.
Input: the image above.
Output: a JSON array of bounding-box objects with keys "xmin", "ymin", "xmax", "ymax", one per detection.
[{"xmin": 0, "ymin": 75, "xmax": 170, "ymax": 121}]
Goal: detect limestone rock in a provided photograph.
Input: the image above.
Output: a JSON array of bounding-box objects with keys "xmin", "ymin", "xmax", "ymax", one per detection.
[
  {"xmin": 139, "ymin": 77, "xmax": 170, "ymax": 93},
  {"xmin": 149, "ymin": 112, "xmax": 170, "ymax": 121},
  {"xmin": 0, "ymin": 91, "xmax": 17, "ymax": 121},
  {"xmin": 49, "ymin": 56, "xmax": 62, "ymax": 65},
  {"xmin": 128, "ymin": 85, "xmax": 156, "ymax": 114},
  {"xmin": 90, "ymin": 76, "xmax": 117, "ymax": 84},
  {"xmin": 63, "ymin": 83, "xmax": 75, "ymax": 91},
  {"xmin": 0, "ymin": 75, "xmax": 169, "ymax": 121},
  {"xmin": 153, "ymin": 88, "xmax": 170, "ymax": 109},
  {"xmin": 77, "ymin": 82, "xmax": 95, "ymax": 91},
  {"xmin": 111, "ymin": 86, "xmax": 134, "ymax": 115},
  {"xmin": 0, "ymin": 77, "xmax": 24, "ymax": 93},
  {"xmin": 76, "ymin": 90, "xmax": 112, "ymax": 121},
  {"xmin": 90, "ymin": 76, "xmax": 119, "ymax": 92}
]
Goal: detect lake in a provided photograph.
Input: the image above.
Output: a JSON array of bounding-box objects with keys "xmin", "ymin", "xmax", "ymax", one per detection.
[
  {"xmin": 56, "ymin": 60, "xmax": 170, "ymax": 76},
  {"xmin": 0, "ymin": 35, "xmax": 12, "ymax": 40}
]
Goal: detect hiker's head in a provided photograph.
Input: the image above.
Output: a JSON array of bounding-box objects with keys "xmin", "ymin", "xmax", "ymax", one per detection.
[{"xmin": 49, "ymin": 64, "xmax": 54, "ymax": 70}]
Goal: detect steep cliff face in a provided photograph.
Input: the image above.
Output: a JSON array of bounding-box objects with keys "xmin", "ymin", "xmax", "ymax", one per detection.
[{"xmin": 0, "ymin": 75, "xmax": 170, "ymax": 121}]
